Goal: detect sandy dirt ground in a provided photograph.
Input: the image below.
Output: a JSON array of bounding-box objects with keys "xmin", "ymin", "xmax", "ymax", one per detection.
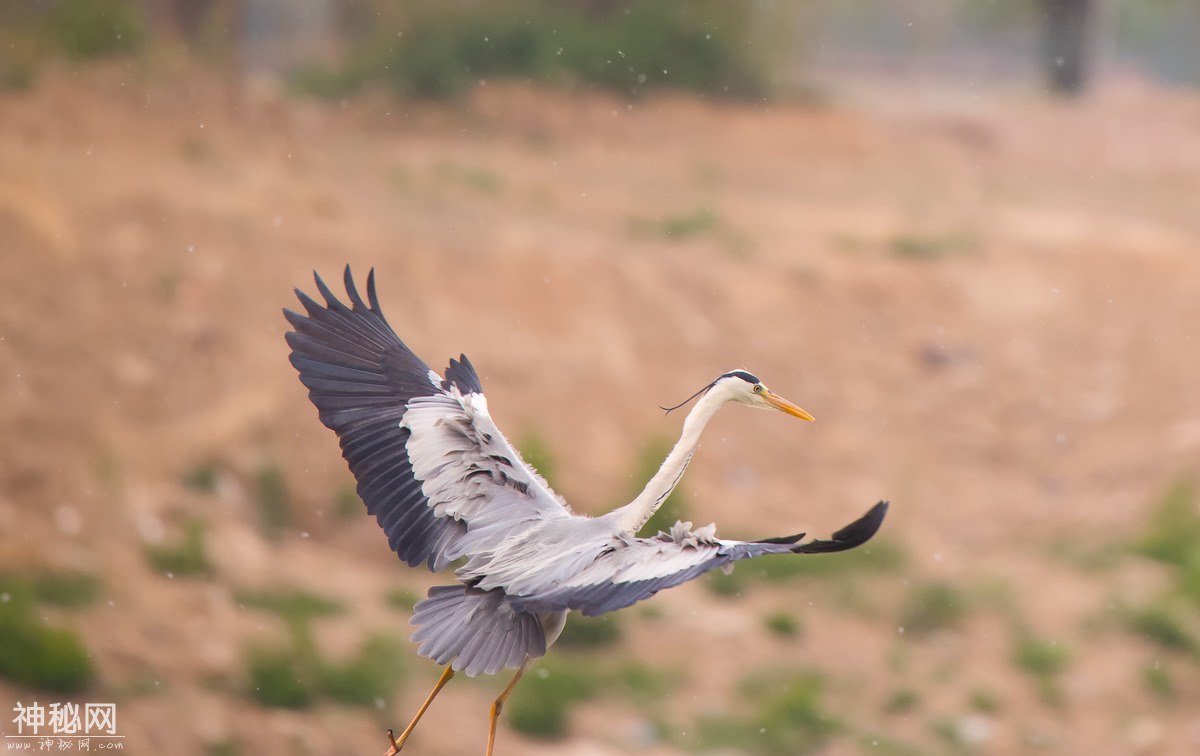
[{"xmin": 1, "ymin": 60, "xmax": 1199, "ymax": 754}]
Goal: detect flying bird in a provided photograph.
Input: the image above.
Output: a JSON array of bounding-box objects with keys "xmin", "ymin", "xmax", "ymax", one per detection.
[{"xmin": 284, "ymin": 267, "xmax": 888, "ymax": 754}]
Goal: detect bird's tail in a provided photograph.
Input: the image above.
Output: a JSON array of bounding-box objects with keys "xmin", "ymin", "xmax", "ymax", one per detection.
[{"xmin": 410, "ymin": 585, "xmax": 547, "ymax": 677}]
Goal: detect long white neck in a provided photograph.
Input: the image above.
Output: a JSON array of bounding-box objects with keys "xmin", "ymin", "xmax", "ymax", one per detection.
[{"xmin": 612, "ymin": 388, "xmax": 729, "ymax": 533}]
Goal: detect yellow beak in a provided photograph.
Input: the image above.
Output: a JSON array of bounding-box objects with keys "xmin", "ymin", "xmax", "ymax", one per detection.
[{"xmin": 764, "ymin": 390, "xmax": 815, "ymax": 421}]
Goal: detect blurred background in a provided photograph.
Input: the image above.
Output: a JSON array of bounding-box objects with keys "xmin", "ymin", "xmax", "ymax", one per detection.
[{"xmin": 1, "ymin": 1, "xmax": 1199, "ymax": 753}]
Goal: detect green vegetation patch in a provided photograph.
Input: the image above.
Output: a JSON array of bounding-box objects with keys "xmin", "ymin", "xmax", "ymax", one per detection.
[
  {"xmin": 432, "ymin": 161, "xmax": 504, "ymax": 195},
  {"xmin": 385, "ymin": 587, "xmax": 421, "ymax": 613},
  {"xmin": 1136, "ymin": 478, "xmax": 1200, "ymax": 607},
  {"xmin": 1142, "ymin": 662, "xmax": 1175, "ymax": 702},
  {"xmin": 883, "ymin": 687, "xmax": 920, "ymax": 714},
  {"xmin": 1013, "ymin": 634, "xmax": 1071, "ymax": 704},
  {"xmin": 1138, "ymin": 479, "xmax": 1200, "ymax": 567},
  {"xmin": 181, "ymin": 460, "xmax": 220, "ymax": 494},
  {"xmin": 235, "ymin": 588, "xmax": 344, "ymax": 627},
  {"xmin": 245, "ymin": 632, "xmax": 405, "ymax": 710},
  {"xmin": 615, "ymin": 661, "xmax": 676, "ymax": 703},
  {"xmin": 318, "ymin": 634, "xmax": 407, "ymax": 707},
  {"xmin": 968, "ymin": 687, "xmax": 1002, "ymax": 714},
  {"xmin": 291, "ymin": 1, "xmax": 773, "ymax": 101},
  {"xmin": 1125, "ymin": 600, "xmax": 1200, "ymax": 655},
  {"xmin": 764, "ymin": 610, "xmax": 802, "ymax": 638},
  {"xmin": 696, "ymin": 670, "xmax": 840, "ymax": 754},
  {"xmin": 49, "ymin": 0, "xmax": 143, "ymax": 59},
  {"xmin": 889, "ymin": 233, "xmax": 978, "ymax": 261},
  {"xmin": 555, "ymin": 614, "xmax": 622, "ymax": 649},
  {"xmin": 704, "ymin": 567, "xmax": 745, "ymax": 598},
  {"xmin": 900, "ymin": 582, "xmax": 969, "ymax": 637},
  {"xmin": 145, "ymin": 519, "xmax": 213, "ymax": 577},
  {"xmin": 630, "ymin": 207, "xmax": 723, "ymax": 241},
  {"xmin": 245, "ymin": 643, "xmax": 315, "ymax": 709},
  {"xmin": 254, "ymin": 463, "xmax": 293, "ymax": 540},
  {"xmin": 333, "ymin": 482, "xmax": 362, "ymax": 521},
  {"xmin": 517, "ymin": 430, "xmax": 559, "ymax": 489},
  {"xmin": 507, "ymin": 658, "xmax": 601, "ymax": 740},
  {"xmin": 0, "ymin": 586, "xmax": 94, "ymax": 693},
  {"xmin": 0, "ymin": 570, "xmax": 100, "ymax": 608}
]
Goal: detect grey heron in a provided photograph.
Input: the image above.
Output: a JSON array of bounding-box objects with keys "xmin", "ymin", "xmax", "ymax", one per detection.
[{"xmin": 284, "ymin": 267, "xmax": 888, "ymax": 754}]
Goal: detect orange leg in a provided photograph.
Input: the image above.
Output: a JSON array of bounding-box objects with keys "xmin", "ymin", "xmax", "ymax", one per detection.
[
  {"xmin": 389, "ymin": 665, "xmax": 454, "ymax": 752},
  {"xmin": 485, "ymin": 658, "xmax": 530, "ymax": 756}
]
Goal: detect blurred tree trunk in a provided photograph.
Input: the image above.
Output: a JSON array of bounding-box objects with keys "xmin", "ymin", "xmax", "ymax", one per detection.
[{"xmin": 1042, "ymin": 0, "xmax": 1093, "ymax": 95}]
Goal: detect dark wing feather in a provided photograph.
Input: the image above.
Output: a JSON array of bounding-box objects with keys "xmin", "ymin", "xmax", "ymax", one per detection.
[
  {"xmin": 285, "ymin": 266, "xmax": 465, "ymax": 570},
  {"xmin": 444, "ymin": 354, "xmax": 483, "ymax": 394},
  {"xmin": 787, "ymin": 500, "xmax": 889, "ymax": 554},
  {"xmin": 514, "ymin": 501, "xmax": 888, "ymax": 617}
]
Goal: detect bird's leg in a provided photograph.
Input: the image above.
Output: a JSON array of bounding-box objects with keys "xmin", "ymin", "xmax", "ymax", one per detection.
[
  {"xmin": 485, "ymin": 658, "xmax": 530, "ymax": 756},
  {"xmin": 390, "ymin": 665, "xmax": 454, "ymax": 752}
]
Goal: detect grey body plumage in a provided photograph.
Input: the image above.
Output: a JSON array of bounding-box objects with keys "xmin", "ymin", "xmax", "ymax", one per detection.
[{"xmin": 284, "ymin": 266, "xmax": 887, "ymax": 750}]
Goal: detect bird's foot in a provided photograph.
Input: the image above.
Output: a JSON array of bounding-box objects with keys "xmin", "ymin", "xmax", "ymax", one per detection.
[{"xmin": 384, "ymin": 728, "xmax": 402, "ymax": 755}]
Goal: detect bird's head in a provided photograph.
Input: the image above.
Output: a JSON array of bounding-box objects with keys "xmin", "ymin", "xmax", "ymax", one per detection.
[{"xmin": 663, "ymin": 369, "xmax": 815, "ymax": 421}]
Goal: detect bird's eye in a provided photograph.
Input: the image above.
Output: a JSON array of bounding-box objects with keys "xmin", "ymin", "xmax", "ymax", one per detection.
[{"xmin": 753, "ymin": 384, "xmax": 763, "ymax": 393}]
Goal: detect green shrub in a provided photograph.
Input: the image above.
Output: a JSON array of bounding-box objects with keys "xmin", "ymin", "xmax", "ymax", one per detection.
[
  {"xmin": 0, "ymin": 589, "xmax": 94, "ymax": 693},
  {"xmin": 0, "ymin": 61, "xmax": 35, "ymax": 92},
  {"xmin": 49, "ymin": 0, "xmax": 143, "ymax": 59},
  {"xmin": 1014, "ymin": 636, "xmax": 1071, "ymax": 677},
  {"xmin": 319, "ymin": 635, "xmax": 406, "ymax": 707},
  {"xmin": 1179, "ymin": 558, "xmax": 1200, "ymax": 608},
  {"xmin": 235, "ymin": 588, "xmax": 344, "ymax": 628},
  {"xmin": 204, "ymin": 739, "xmax": 242, "ymax": 756},
  {"xmin": 432, "ymin": 161, "xmax": 504, "ymax": 195},
  {"xmin": 246, "ymin": 631, "xmax": 404, "ymax": 710},
  {"xmin": 631, "ymin": 207, "xmax": 722, "ymax": 240},
  {"xmin": 245, "ymin": 644, "xmax": 315, "ymax": 709},
  {"xmin": 0, "ymin": 570, "xmax": 100, "ymax": 608},
  {"xmin": 181, "ymin": 461, "xmax": 220, "ymax": 494},
  {"xmin": 889, "ymin": 233, "xmax": 977, "ymax": 260},
  {"xmin": 697, "ymin": 670, "xmax": 839, "ymax": 754},
  {"xmin": 254, "ymin": 463, "xmax": 292, "ymax": 540},
  {"xmin": 145, "ymin": 520, "xmax": 213, "ymax": 577},
  {"xmin": 385, "ymin": 587, "xmax": 421, "ymax": 613},
  {"xmin": 555, "ymin": 614, "xmax": 621, "ymax": 649},
  {"xmin": 517, "ymin": 430, "xmax": 558, "ymax": 489},
  {"xmin": 900, "ymin": 582, "xmax": 968, "ymax": 637},
  {"xmin": 764, "ymin": 611, "xmax": 802, "ymax": 638},
  {"xmin": 1137, "ymin": 478, "xmax": 1199, "ymax": 569},
  {"xmin": 333, "ymin": 482, "xmax": 362, "ymax": 521},
  {"xmin": 1013, "ymin": 635, "xmax": 1071, "ymax": 704},
  {"xmin": 853, "ymin": 733, "xmax": 925, "ymax": 756},
  {"xmin": 287, "ymin": 64, "xmax": 367, "ymax": 100},
  {"xmin": 968, "ymin": 687, "xmax": 1002, "ymax": 714},
  {"xmin": 293, "ymin": 1, "xmax": 773, "ymax": 101},
  {"xmin": 704, "ymin": 566, "xmax": 746, "ymax": 597},
  {"xmin": 1143, "ymin": 662, "xmax": 1175, "ymax": 701},
  {"xmin": 1126, "ymin": 601, "xmax": 1199, "ymax": 653},
  {"xmin": 506, "ymin": 660, "xmax": 600, "ymax": 740},
  {"xmin": 34, "ymin": 571, "xmax": 100, "ymax": 607},
  {"xmin": 615, "ymin": 662, "xmax": 675, "ymax": 702},
  {"xmin": 883, "ymin": 688, "xmax": 920, "ymax": 714}
]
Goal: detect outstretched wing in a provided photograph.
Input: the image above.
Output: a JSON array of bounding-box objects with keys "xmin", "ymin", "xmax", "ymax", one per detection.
[
  {"xmin": 512, "ymin": 501, "xmax": 889, "ymax": 617},
  {"xmin": 284, "ymin": 266, "xmax": 569, "ymax": 572}
]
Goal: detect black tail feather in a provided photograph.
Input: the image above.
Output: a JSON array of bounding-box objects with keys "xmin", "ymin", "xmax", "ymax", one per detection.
[{"xmin": 791, "ymin": 501, "xmax": 889, "ymax": 554}]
